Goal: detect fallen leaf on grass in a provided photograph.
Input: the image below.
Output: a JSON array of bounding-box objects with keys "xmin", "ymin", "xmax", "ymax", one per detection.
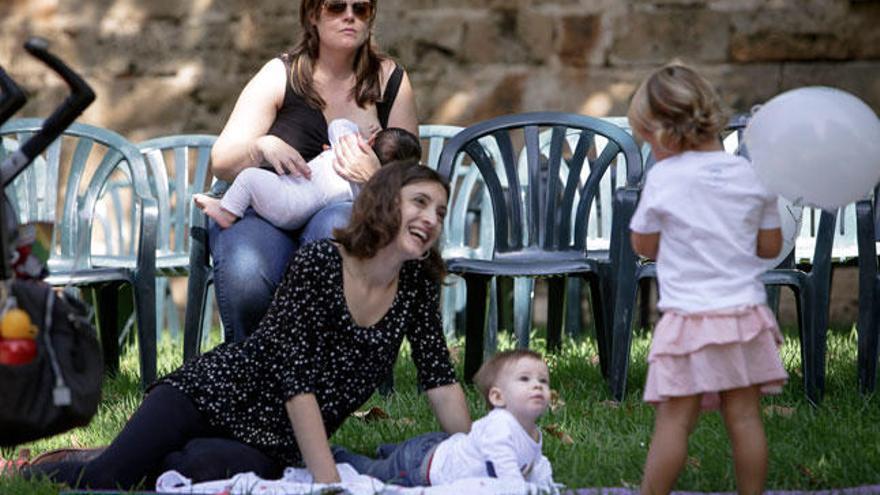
[
  {"xmin": 600, "ymin": 400, "xmax": 621, "ymax": 409},
  {"xmin": 353, "ymin": 406, "xmax": 390, "ymax": 422},
  {"xmin": 394, "ymin": 417, "xmax": 416, "ymax": 427},
  {"xmin": 542, "ymin": 424, "xmax": 574, "ymax": 445},
  {"xmin": 686, "ymin": 456, "xmax": 701, "ymax": 470},
  {"xmin": 763, "ymin": 405, "xmax": 795, "ymax": 417},
  {"xmin": 549, "ymin": 390, "xmax": 566, "ymax": 412}
]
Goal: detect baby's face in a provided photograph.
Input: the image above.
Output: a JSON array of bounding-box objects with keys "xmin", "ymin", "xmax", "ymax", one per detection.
[{"xmin": 489, "ymin": 357, "xmax": 551, "ymax": 426}]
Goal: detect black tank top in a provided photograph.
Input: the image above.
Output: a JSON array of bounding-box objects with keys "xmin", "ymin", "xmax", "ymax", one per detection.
[{"xmin": 266, "ymin": 55, "xmax": 404, "ymax": 162}]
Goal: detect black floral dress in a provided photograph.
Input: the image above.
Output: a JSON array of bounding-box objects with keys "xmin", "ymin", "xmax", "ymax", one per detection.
[{"xmin": 159, "ymin": 240, "xmax": 456, "ymax": 466}]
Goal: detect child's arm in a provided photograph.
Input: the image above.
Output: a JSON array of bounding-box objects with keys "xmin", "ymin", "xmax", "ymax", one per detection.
[
  {"xmin": 631, "ymin": 231, "xmax": 660, "ymax": 260},
  {"xmin": 527, "ymin": 455, "xmax": 555, "ymax": 485},
  {"xmin": 756, "ymin": 228, "xmax": 782, "ymax": 259},
  {"xmin": 426, "ymin": 383, "xmax": 472, "ymax": 434},
  {"xmin": 286, "ymin": 394, "xmax": 341, "ymax": 483}
]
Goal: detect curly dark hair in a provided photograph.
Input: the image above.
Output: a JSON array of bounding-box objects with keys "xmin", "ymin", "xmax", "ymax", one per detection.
[{"xmin": 333, "ymin": 159, "xmax": 450, "ymax": 283}]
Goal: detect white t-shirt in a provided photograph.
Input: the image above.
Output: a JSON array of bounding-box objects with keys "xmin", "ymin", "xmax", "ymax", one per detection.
[
  {"xmin": 629, "ymin": 151, "xmax": 781, "ymax": 313},
  {"xmin": 428, "ymin": 408, "xmax": 554, "ymax": 486}
]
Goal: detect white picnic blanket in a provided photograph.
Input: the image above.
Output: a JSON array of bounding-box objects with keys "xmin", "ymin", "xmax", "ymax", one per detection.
[{"xmin": 155, "ymin": 463, "xmax": 561, "ymax": 494}]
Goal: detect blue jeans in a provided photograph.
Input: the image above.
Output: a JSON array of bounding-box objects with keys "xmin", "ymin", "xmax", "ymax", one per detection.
[
  {"xmin": 333, "ymin": 432, "xmax": 449, "ymax": 487},
  {"xmin": 209, "ymin": 201, "xmax": 353, "ymax": 342}
]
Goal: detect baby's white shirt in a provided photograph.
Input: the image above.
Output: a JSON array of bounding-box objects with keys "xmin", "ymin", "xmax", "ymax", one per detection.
[
  {"xmin": 629, "ymin": 151, "xmax": 781, "ymax": 313},
  {"xmin": 428, "ymin": 408, "xmax": 553, "ymax": 486}
]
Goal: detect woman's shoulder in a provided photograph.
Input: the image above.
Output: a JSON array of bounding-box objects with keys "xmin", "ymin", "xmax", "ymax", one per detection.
[
  {"xmin": 379, "ymin": 59, "xmax": 403, "ymax": 88},
  {"xmin": 291, "ymin": 240, "xmax": 341, "ymax": 271}
]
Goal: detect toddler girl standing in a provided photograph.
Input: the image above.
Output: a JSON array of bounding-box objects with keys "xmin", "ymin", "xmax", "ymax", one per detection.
[{"xmin": 627, "ymin": 64, "xmax": 788, "ymax": 495}]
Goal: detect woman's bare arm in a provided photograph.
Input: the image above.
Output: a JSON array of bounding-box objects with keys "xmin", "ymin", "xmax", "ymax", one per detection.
[
  {"xmin": 285, "ymin": 393, "xmax": 341, "ymax": 483},
  {"xmin": 211, "ymin": 59, "xmax": 310, "ymax": 181},
  {"xmin": 426, "ymin": 383, "xmax": 472, "ymax": 434}
]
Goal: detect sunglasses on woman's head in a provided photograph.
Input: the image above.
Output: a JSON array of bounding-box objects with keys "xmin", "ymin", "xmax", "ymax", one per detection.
[{"xmin": 322, "ymin": 1, "xmax": 373, "ymax": 21}]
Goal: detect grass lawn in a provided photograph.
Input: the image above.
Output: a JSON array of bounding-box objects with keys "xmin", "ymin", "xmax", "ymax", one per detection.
[{"xmin": 2, "ymin": 325, "xmax": 879, "ymax": 493}]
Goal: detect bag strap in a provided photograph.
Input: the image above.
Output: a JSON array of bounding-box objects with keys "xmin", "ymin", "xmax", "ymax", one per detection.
[{"xmin": 38, "ymin": 289, "xmax": 71, "ymax": 406}]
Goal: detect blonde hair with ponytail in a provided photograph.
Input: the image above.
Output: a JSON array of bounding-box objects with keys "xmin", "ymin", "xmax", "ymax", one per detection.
[{"xmin": 628, "ymin": 64, "xmax": 729, "ymax": 154}]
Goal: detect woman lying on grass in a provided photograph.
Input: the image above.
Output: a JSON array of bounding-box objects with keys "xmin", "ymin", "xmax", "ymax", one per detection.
[{"xmin": 25, "ymin": 160, "xmax": 472, "ymax": 489}]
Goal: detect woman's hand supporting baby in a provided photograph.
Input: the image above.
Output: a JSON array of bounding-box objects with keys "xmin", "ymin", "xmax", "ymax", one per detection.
[
  {"xmin": 252, "ymin": 134, "xmax": 312, "ymax": 179},
  {"xmin": 333, "ymin": 133, "xmax": 381, "ymax": 184}
]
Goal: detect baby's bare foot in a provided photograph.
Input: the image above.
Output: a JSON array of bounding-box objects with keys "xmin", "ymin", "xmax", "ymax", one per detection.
[{"xmin": 193, "ymin": 194, "xmax": 238, "ymax": 229}]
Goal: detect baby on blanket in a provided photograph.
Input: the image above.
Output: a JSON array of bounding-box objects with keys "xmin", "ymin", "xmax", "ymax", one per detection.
[{"xmin": 333, "ymin": 350, "xmax": 556, "ymax": 487}]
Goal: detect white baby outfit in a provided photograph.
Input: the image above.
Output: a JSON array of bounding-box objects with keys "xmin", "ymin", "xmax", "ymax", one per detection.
[
  {"xmin": 220, "ymin": 119, "xmax": 359, "ymax": 230},
  {"xmin": 427, "ymin": 408, "xmax": 553, "ymax": 485}
]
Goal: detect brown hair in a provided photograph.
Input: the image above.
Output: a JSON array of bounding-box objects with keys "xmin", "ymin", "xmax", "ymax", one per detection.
[
  {"xmin": 333, "ymin": 159, "xmax": 449, "ymax": 283},
  {"xmin": 473, "ymin": 349, "xmax": 546, "ymax": 408},
  {"xmin": 627, "ymin": 63, "xmax": 729, "ymax": 154},
  {"xmin": 286, "ymin": 0, "xmax": 385, "ymax": 109},
  {"xmin": 372, "ymin": 128, "xmax": 422, "ymax": 165}
]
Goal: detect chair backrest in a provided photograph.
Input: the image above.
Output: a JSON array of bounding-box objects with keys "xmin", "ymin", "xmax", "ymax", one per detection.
[
  {"xmin": 525, "ymin": 116, "xmax": 642, "ymax": 253},
  {"xmin": 137, "ymin": 135, "xmax": 216, "ymax": 262},
  {"xmin": 436, "ymin": 112, "xmax": 642, "ymax": 256},
  {"xmin": 420, "ymin": 124, "xmax": 495, "ymax": 260},
  {"xmin": 0, "ymin": 118, "xmax": 152, "ymax": 272}
]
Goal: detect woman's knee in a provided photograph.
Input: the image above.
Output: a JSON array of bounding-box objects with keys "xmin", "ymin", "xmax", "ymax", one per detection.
[
  {"xmin": 209, "ymin": 212, "xmax": 297, "ymax": 338},
  {"xmin": 300, "ymin": 201, "xmax": 352, "ymax": 245}
]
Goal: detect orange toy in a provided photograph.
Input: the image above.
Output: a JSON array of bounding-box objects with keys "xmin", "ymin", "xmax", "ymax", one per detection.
[{"xmin": 0, "ymin": 308, "xmax": 37, "ymax": 339}]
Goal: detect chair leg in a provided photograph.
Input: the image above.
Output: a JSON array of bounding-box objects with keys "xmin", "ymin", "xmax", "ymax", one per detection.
[
  {"xmin": 495, "ymin": 277, "xmax": 514, "ymax": 334},
  {"xmin": 637, "ymin": 277, "xmax": 652, "ymax": 332},
  {"xmin": 513, "ymin": 278, "xmax": 533, "ymax": 348},
  {"xmin": 610, "ymin": 271, "xmax": 641, "ymax": 401},
  {"xmin": 463, "ymin": 274, "xmax": 491, "ymax": 382},
  {"xmin": 94, "ymin": 283, "xmax": 122, "ymax": 377},
  {"xmin": 564, "ymin": 277, "xmax": 583, "ymax": 339},
  {"xmin": 183, "ymin": 264, "xmax": 211, "ymax": 361},
  {"xmin": 441, "ymin": 283, "xmax": 458, "ymax": 339},
  {"xmin": 546, "ymin": 277, "xmax": 565, "ymax": 353},
  {"xmin": 586, "ymin": 275, "xmax": 609, "ymax": 379},
  {"xmin": 133, "ymin": 271, "xmax": 158, "ymax": 390}
]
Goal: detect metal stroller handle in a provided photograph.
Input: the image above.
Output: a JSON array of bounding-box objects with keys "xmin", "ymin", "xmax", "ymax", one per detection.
[
  {"xmin": 1, "ymin": 37, "xmax": 96, "ymax": 187},
  {"xmin": 0, "ymin": 37, "xmax": 96, "ymax": 280},
  {"xmin": 0, "ymin": 66, "xmax": 27, "ymax": 127}
]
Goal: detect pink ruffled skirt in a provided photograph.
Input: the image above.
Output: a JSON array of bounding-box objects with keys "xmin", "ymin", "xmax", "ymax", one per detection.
[{"xmin": 643, "ymin": 304, "xmax": 788, "ymax": 410}]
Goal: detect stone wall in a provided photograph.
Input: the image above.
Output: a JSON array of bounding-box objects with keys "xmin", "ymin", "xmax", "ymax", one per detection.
[
  {"xmin": 1, "ymin": 0, "xmax": 878, "ymax": 140},
  {"xmin": 1, "ymin": 0, "xmax": 875, "ymax": 326}
]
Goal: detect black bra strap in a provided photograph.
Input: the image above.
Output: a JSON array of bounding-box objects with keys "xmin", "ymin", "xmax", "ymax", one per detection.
[{"xmin": 377, "ymin": 64, "xmax": 403, "ymax": 129}]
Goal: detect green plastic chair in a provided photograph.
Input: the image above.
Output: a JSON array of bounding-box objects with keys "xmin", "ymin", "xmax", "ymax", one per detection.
[
  {"xmin": 0, "ymin": 118, "xmax": 159, "ymax": 388},
  {"xmin": 136, "ymin": 134, "xmax": 217, "ymax": 357},
  {"xmin": 856, "ymin": 189, "xmax": 879, "ymax": 394},
  {"xmin": 437, "ymin": 112, "xmax": 643, "ymax": 381}
]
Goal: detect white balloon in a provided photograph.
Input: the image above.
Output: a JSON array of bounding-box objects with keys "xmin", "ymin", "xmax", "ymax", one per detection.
[
  {"xmin": 745, "ymin": 87, "xmax": 880, "ymax": 210},
  {"xmin": 766, "ymin": 196, "xmax": 803, "ymax": 268}
]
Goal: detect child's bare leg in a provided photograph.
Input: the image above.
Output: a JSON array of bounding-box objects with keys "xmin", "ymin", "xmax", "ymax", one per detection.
[
  {"xmin": 193, "ymin": 194, "xmax": 239, "ymax": 229},
  {"xmin": 641, "ymin": 394, "xmax": 701, "ymax": 495},
  {"xmin": 719, "ymin": 385, "xmax": 766, "ymax": 495}
]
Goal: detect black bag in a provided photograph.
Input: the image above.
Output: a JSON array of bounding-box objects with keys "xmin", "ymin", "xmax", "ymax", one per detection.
[{"xmin": 0, "ymin": 280, "xmax": 103, "ymax": 447}]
